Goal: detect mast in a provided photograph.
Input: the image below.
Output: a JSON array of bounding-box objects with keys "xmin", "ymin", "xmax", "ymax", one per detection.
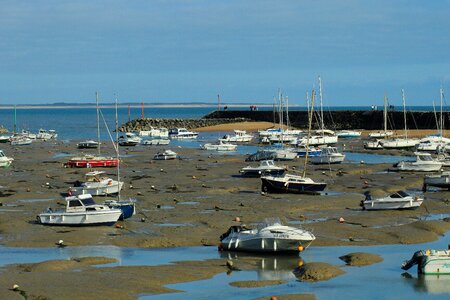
[
  {"xmin": 13, "ymin": 105, "xmax": 17, "ymax": 134},
  {"xmin": 115, "ymin": 98, "xmax": 120, "ymax": 201},
  {"xmin": 303, "ymin": 89, "xmax": 315, "ymax": 178},
  {"xmin": 402, "ymin": 89, "xmax": 407, "ymax": 139},
  {"xmin": 383, "ymin": 95, "xmax": 388, "ymax": 134},
  {"xmin": 440, "ymin": 87, "xmax": 444, "ymax": 138},
  {"xmin": 96, "ymin": 92, "xmax": 101, "ymax": 156},
  {"xmin": 286, "ymin": 95, "xmax": 289, "ymax": 129},
  {"xmin": 318, "ymin": 76, "xmax": 324, "ymax": 134}
]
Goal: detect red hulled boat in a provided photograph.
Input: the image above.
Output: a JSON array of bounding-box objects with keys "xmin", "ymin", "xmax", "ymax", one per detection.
[{"xmin": 65, "ymin": 155, "xmax": 119, "ymax": 168}]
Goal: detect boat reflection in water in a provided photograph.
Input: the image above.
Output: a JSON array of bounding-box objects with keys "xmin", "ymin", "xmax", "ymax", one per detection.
[
  {"xmin": 403, "ymin": 273, "xmax": 450, "ymax": 296},
  {"xmin": 220, "ymin": 251, "xmax": 304, "ymax": 281}
]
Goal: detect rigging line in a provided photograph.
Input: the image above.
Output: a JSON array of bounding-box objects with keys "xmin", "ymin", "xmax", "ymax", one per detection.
[{"xmin": 99, "ymin": 108, "xmax": 119, "ymax": 154}]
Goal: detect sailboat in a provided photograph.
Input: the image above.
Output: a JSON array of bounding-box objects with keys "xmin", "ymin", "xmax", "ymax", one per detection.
[
  {"xmin": 103, "ymin": 99, "xmax": 136, "ymax": 220},
  {"xmin": 365, "ymin": 95, "xmax": 393, "ymax": 149},
  {"xmin": 379, "ymin": 89, "xmax": 419, "ymax": 149},
  {"xmin": 261, "ymin": 89, "xmax": 327, "ymax": 193},
  {"xmin": 297, "ymin": 77, "xmax": 338, "ymax": 146},
  {"xmin": 66, "ymin": 92, "xmax": 119, "ymax": 168}
]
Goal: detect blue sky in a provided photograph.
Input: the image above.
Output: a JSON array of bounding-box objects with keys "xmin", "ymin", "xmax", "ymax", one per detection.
[{"xmin": 1, "ymin": 0, "xmax": 449, "ymax": 106}]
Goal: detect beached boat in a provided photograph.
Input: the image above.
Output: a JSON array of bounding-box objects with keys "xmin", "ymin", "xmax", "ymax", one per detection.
[
  {"xmin": 141, "ymin": 138, "xmax": 170, "ymax": 145},
  {"xmin": 77, "ymin": 140, "xmax": 100, "ymax": 149},
  {"xmin": 295, "ymin": 145, "xmax": 322, "ymax": 157},
  {"xmin": 37, "ymin": 194, "xmax": 122, "ymax": 226},
  {"xmin": 239, "ymin": 160, "xmax": 286, "ymax": 177},
  {"xmin": 297, "ymin": 129, "xmax": 338, "ymax": 146},
  {"xmin": 0, "ymin": 135, "xmax": 10, "ymax": 143},
  {"xmin": 219, "ymin": 219, "xmax": 315, "ymax": 253},
  {"xmin": 10, "ymin": 135, "xmax": 32, "ymax": 146},
  {"xmin": 309, "ymin": 146, "xmax": 345, "ymax": 164},
  {"xmin": 200, "ymin": 140, "xmax": 238, "ymax": 151},
  {"xmin": 36, "ymin": 129, "xmax": 57, "ymax": 140},
  {"xmin": 416, "ymin": 136, "xmax": 450, "ymax": 152},
  {"xmin": 402, "ymin": 248, "xmax": 450, "ymax": 275},
  {"xmin": 395, "ymin": 152, "xmax": 442, "ymax": 172},
  {"xmin": 169, "ymin": 128, "xmax": 198, "ymax": 139},
  {"xmin": 245, "ymin": 150, "xmax": 277, "ymax": 162},
  {"xmin": 68, "ymin": 171, "xmax": 123, "ymax": 196},
  {"xmin": 65, "ymin": 155, "xmax": 119, "ymax": 168},
  {"xmin": 263, "ymin": 147, "xmax": 297, "ymax": 161},
  {"xmin": 337, "ymin": 130, "xmax": 362, "ymax": 138},
  {"xmin": 360, "ymin": 190, "xmax": 423, "ymax": 210},
  {"xmin": 364, "ymin": 139, "xmax": 384, "ymax": 150},
  {"xmin": 118, "ymin": 132, "xmax": 142, "ymax": 146},
  {"xmin": 0, "ymin": 150, "xmax": 13, "ymax": 168},
  {"xmin": 261, "ymin": 173, "xmax": 327, "ymax": 193},
  {"xmin": 423, "ymin": 172, "xmax": 450, "ymax": 191},
  {"xmin": 138, "ymin": 127, "xmax": 169, "ymax": 138},
  {"xmin": 20, "ymin": 130, "xmax": 37, "ymax": 139},
  {"xmin": 153, "ymin": 149, "xmax": 178, "ymax": 160},
  {"xmin": 103, "ymin": 198, "xmax": 136, "ymax": 220},
  {"xmin": 220, "ymin": 130, "xmax": 254, "ymax": 143}
]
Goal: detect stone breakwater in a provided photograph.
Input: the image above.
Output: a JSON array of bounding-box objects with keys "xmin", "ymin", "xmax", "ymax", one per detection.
[{"xmin": 118, "ymin": 117, "xmax": 250, "ymax": 132}]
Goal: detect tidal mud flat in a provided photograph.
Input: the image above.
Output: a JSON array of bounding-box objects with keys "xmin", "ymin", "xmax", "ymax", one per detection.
[{"xmin": 0, "ymin": 129, "xmax": 450, "ymax": 299}]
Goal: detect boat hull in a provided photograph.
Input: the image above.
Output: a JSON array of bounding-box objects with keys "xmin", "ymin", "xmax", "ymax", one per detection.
[
  {"xmin": 363, "ymin": 199, "xmax": 423, "ymax": 210},
  {"xmin": 38, "ymin": 210, "xmax": 121, "ymax": 226},
  {"xmin": 65, "ymin": 159, "xmax": 119, "ymax": 168},
  {"xmin": 68, "ymin": 181, "xmax": 123, "ymax": 196},
  {"xmin": 261, "ymin": 178, "xmax": 326, "ymax": 194},
  {"xmin": 220, "ymin": 237, "xmax": 313, "ymax": 253}
]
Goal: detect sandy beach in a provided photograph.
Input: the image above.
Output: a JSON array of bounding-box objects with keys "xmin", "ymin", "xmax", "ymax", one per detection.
[{"xmin": 0, "ymin": 125, "xmax": 449, "ymax": 299}]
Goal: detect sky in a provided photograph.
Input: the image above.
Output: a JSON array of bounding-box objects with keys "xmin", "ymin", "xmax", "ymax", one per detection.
[{"xmin": 0, "ymin": 0, "xmax": 449, "ymax": 106}]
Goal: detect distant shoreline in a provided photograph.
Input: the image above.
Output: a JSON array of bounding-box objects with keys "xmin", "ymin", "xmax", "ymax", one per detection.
[{"xmin": 0, "ymin": 104, "xmax": 278, "ymax": 109}]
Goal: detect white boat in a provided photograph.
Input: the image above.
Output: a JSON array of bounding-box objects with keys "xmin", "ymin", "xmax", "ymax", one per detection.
[
  {"xmin": 10, "ymin": 135, "xmax": 32, "ymax": 146},
  {"xmin": 68, "ymin": 171, "xmax": 123, "ymax": 196},
  {"xmin": 402, "ymin": 248, "xmax": 450, "ymax": 275},
  {"xmin": 337, "ymin": 130, "xmax": 361, "ymax": 138},
  {"xmin": 416, "ymin": 136, "xmax": 450, "ymax": 152},
  {"xmin": 138, "ymin": 127, "xmax": 169, "ymax": 138},
  {"xmin": 261, "ymin": 173, "xmax": 327, "ymax": 193},
  {"xmin": 20, "ymin": 130, "xmax": 37, "ymax": 139},
  {"xmin": 297, "ymin": 131, "xmax": 338, "ymax": 146},
  {"xmin": 423, "ymin": 172, "xmax": 450, "ymax": 190},
  {"xmin": 0, "ymin": 150, "xmax": 13, "ymax": 167},
  {"xmin": 361, "ymin": 190, "xmax": 423, "ymax": 210},
  {"xmin": 368, "ymin": 95, "xmax": 394, "ymax": 139},
  {"xmin": 239, "ymin": 160, "xmax": 286, "ymax": 177},
  {"xmin": 118, "ymin": 132, "xmax": 142, "ymax": 146},
  {"xmin": 36, "ymin": 129, "xmax": 57, "ymax": 140},
  {"xmin": 219, "ymin": 219, "xmax": 315, "ymax": 253},
  {"xmin": 268, "ymin": 134, "xmax": 298, "ymax": 144},
  {"xmin": 201, "ymin": 140, "xmax": 237, "ymax": 151},
  {"xmin": 396, "ymin": 152, "xmax": 442, "ymax": 172},
  {"xmin": 364, "ymin": 139, "xmax": 384, "ymax": 150},
  {"xmin": 153, "ymin": 149, "xmax": 178, "ymax": 160},
  {"xmin": 77, "ymin": 140, "xmax": 100, "ymax": 149},
  {"xmin": 220, "ymin": 130, "xmax": 254, "ymax": 143},
  {"xmin": 141, "ymin": 138, "xmax": 170, "ymax": 146},
  {"xmin": 37, "ymin": 194, "xmax": 122, "ymax": 226},
  {"xmin": 264, "ymin": 148, "xmax": 297, "ymax": 161},
  {"xmin": 169, "ymin": 128, "xmax": 198, "ymax": 139},
  {"xmin": 0, "ymin": 135, "xmax": 10, "ymax": 143},
  {"xmin": 309, "ymin": 146, "xmax": 345, "ymax": 164}
]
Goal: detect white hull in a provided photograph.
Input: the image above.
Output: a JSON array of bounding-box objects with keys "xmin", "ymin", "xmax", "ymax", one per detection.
[
  {"xmin": 424, "ymin": 173, "xmax": 450, "ymax": 188},
  {"xmin": 298, "ymin": 135, "xmax": 338, "ymax": 146},
  {"xmin": 363, "ymin": 198, "xmax": 423, "ymax": 210},
  {"xmin": 38, "ymin": 210, "xmax": 121, "ymax": 225},
  {"xmin": 364, "ymin": 140, "xmax": 383, "ymax": 150},
  {"xmin": 369, "ymin": 131, "xmax": 393, "ymax": 138},
  {"xmin": 397, "ymin": 161, "xmax": 442, "ymax": 172},
  {"xmin": 420, "ymin": 252, "xmax": 450, "ymax": 275},
  {"xmin": 309, "ymin": 154, "xmax": 345, "ymax": 164},
  {"xmin": 69, "ymin": 181, "xmax": 124, "ymax": 196},
  {"xmin": 381, "ymin": 138, "xmax": 419, "ymax": 149},
  {"xmin": 201, "ymin": 143, "xmax": 237, "ymax": 151},
  {"xmin": 337, "ymin": 130, "xmax": 361, "ymax": 138},
  {"xmin": 142, "ymin": 139, "xmax": 170, "ymax": 145}
]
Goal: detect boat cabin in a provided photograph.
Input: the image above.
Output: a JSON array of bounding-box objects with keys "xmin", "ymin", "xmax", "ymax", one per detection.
[{"xmin": 66, "ymin": 194, "xmax": 101, "ymax": 212}]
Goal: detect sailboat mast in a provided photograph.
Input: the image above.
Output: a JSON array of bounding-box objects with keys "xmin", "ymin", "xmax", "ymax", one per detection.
[
  {"xmin": 96, "ymin": 92, "xmax": 101, "ymax": 156},
  {"xmin": 13, "ymin": 105, "xmax": 17, "ymax": 134},
  {"xmin": 115, "ymin": 98, "xmax": 120, "ymax": 201},
  {"xmin": 440, "ymin": 87, "xmax": 444, "ymax": 138},
  {"xmin": 402, "ymin": 89, "xmax": 407, "ymax": 139},
  {"xmin": 383, "ymin": 95, "xmax": 388, "ymax": 134},
  {"xmin": 318, "ymin": 76, "xmax": 324, "ymax": 134},
  {"xmin": 303, "ymin": 90, "xmax": 315, "ymax": 178},
  {"xmin": 286, "ymin": 96, "xmax": 289, "ymax": 129}
]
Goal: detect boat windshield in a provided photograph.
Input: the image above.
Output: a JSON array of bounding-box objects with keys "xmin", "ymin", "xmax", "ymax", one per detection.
[
  {"xmin": 391, "ymin": 191, "xmax": 410, "ymax": 198},
  {"xmin": 80, "ymin": 197, "xmax": 96, "ymax": 206}
]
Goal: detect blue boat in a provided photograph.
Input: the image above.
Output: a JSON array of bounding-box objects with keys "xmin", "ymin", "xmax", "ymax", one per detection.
[
  {"xmin": 296, "ymin": 145, "xmax": 322, "ymax": 157},
  {"xmin": 104, "ymin": 199, "xmax": 136, "ymax": 220}
]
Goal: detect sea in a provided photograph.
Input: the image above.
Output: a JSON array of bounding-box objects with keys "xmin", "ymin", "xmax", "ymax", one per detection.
[{"xmin": 0, "ymin": 105, "xmax": 445, "ymax": 141}]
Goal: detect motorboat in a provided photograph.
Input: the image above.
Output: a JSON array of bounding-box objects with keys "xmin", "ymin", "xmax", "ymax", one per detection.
[
  {"xmin": 0, "ymin": 150, "xmax": 13, "ymax": 168},
  {"xmin": 309, "ymin": 146, "xmax": 345, "ymax": 164},
  {"xmin": 65, "ymin": 155, "xmax": 119, "ymax": 168},
  {"xmin": 364, "ymin": 139, "xmax": 384, "ymax": 150},
  {"xmin": 220, "ymin": 130, "xmax": 254, "ymax": 143},
  {"xmin": 138, "ymin": 127, "xmax": 169, "ymax": 138},
  {"xmin": 416, "ymin": 136, "xmax": 450, "ymax": 152},
  {"xmin": 168, "ymin": 128, "xmax": 198, "ymax": 139},
  {"xmin": 423, "ymin": 172, "xmax": 450, "ymax": 191},
  {"xmin": 261, "ymin": 173, "xmax": 327, "ymax": 193},
  {"xmin": 380, "ymin": 138, "xmax": 419, "ymax": 149},
  {"xmin": 245, "ymin": 150, "xmax": 277, "ymax": 162},
  {"xmin": 20, "ymin": 130, "xmax": 37, "ymax": 139},
  {"xmin": 295, "ymin": 145, "xmax": 322, "ymax": 157},
  {"xmin": 395, "ymin": 152, "xmax": 442, "ymax": 172},
  {"xmin": 267, "ymin": 148, "xmax": 297, "ymax": 161},
  {"xmin": 118, "ymin": 132, "xmax": 142, "ymax": 146},
  {"xmin": 337, "ymin": 130, "xmax": 362, "ymax": 138},
  {"xmin": 239, "ymin": 160, "xmax": 286, "ymax": 177},
  {"xmin": 37, "ymin": 194, "xmax": 122, "ymax": 226},
  {"xmin": 77, "ymin": 140, "xmax": 100, "ymax": 149},
  {"xmin": 219, "ymin": 219, "xmax": 315, "ymax": 253},
  {"xmin": 36, "ymin": 129, "xmax": 57, "ymax": 140},
  {"xmin": 258, "ymin": 128, "xmax": 283, "ymax": 137},
  {"xmin": 68, "ymin": 171, "xmax": 124, "ymax": 196},
  {"xmin": 402, "ymin": 248, "xmax": 450, "ymax": 275},
  {"xmin": 200, "ymin": 140, "xmax": 238, "ymax": 151},
  {"xmin": 369, "ymin": 131, "xmax": 394, "ymax": 138},
  {"xmin": 360, "ymin": 190, "xmax": 423, "ymax": 210},
  {"xmin": 10, "ymin": 135, "xmax": 32, "ymax": 146},
  {"xmin": 297, "ymin": 129, "xmax": 338, "ymax": 146},
  {"xmin": 141, "ymin": 138, "xmax": 170, "ymax": 146},
  {"xmin": 153, "ymin": 149, "xmax": 178, "ymax": 160},
  {"xmin": 104, "ymin": 198, "xmax": 136, "ymax": 220},
  {"xmin": 268, "ymin": 134, "xmax": 298, "ymax": 144},
  {"xmin": 0, "ymin": 135, "xmax": 10, "ymax": 143}
]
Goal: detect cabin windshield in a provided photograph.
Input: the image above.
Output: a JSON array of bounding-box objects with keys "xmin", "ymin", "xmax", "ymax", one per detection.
[
  {"xmin": 80, "ymin": 197, "xmax": 96, "ymax": 206},
  {"xmin": 68, "ymin": 200, "xmax": 83, "ymax": 207},
  {"xmin": 419, "ymin": 155, "xmax": 433, "ymax": 162}
]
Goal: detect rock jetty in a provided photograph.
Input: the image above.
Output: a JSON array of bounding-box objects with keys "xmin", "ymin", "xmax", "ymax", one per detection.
[{"xmin": 118, "ymin": 117, "xmax": 250, "ymax": 132}]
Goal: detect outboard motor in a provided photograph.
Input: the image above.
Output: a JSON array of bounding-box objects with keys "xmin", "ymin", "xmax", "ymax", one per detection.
[{"xmin": 401, "ymin": 250, "xmax": 425, "ymax": 270}]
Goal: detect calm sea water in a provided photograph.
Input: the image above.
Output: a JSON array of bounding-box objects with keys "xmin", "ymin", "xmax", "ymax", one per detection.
[{"xmin": 0, "ymin": 105, "xmax": 443, "ymax": 141}]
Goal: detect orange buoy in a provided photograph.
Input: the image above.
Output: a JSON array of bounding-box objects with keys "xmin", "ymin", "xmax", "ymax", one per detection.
[{"xmin": 297, "ymin": 245, "xmax": 304, "ymax": 252}]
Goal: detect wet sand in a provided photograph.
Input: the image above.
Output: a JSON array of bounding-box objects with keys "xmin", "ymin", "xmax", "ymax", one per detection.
[{"xmin": 0, "ymin": 128, "xmax": 450, "ymax": 298}]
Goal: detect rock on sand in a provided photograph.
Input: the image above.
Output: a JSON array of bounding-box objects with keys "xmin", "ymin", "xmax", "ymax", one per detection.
[
  {"xmin": 293, "ymin": 262, "xmax": 344, "ymax": 282},
  {"xmin": 339, "ymin": 252, "xmax": 383, "ymax": 266}
]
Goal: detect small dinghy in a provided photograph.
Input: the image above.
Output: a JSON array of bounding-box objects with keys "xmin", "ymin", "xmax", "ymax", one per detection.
[{"xmin": 219, "ymin": 219, "xmax": 315, "ymax": 253}]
